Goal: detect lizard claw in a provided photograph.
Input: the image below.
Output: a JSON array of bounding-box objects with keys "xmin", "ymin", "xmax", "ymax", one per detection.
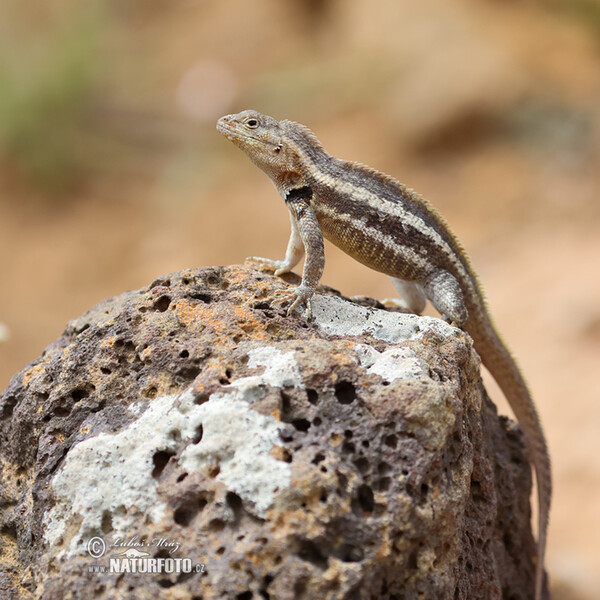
[{"xmin": 271, "ymin": 285, "xmax": 314, "ymax": 320}]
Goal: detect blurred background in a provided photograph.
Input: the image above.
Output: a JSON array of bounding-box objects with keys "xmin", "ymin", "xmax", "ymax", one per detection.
[{"xmin": 0, "ymin": 0, "xmax": 599, "ymax": 597}]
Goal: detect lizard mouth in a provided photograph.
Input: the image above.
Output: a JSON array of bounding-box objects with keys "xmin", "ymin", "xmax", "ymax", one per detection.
[
  {"xmin": 216, "ymin": 118, "xmax": 254, "ymax": 143},
  {"xmin": 216, "ymin": 117, "xmax": 279, "ymax": 151},
  {"xmin": 216, "ymin": 117, "xmax": 235, "ymax": 139}
]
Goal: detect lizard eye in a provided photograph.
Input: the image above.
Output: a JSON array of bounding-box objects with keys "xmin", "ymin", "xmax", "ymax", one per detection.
[{"xmin": 246, "ymin": 118, "xmax": 259, "ymax": 129}]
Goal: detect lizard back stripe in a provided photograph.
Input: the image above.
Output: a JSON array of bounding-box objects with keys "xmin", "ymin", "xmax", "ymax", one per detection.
[{"xmin": 282, "ymin": 121, "xmax": 479, "ymax": 295}]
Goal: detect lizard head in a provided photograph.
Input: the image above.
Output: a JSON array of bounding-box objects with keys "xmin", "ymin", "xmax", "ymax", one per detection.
[{"xmin": 217, "ymin": 110, "xmax": 293, "ymax": 178}]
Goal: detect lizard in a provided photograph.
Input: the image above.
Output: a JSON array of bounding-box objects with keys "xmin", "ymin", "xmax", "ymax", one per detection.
[{"xmin": 217, "ymin": 109, "xmax": 551, "ymax": 599}]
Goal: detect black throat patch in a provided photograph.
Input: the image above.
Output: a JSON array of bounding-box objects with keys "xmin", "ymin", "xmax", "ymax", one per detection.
[{"xmin": 285, "ymin": 186, "xmax": 313, "ymax": 204}]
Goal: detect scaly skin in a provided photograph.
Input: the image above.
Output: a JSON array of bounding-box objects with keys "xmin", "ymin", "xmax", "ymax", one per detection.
[{"xmin": 217, "ymin": 110, "xmax": 551, "ymax": 598}]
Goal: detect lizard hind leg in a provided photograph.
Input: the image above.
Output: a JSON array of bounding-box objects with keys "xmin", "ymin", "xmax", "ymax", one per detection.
[
  {"xmin": 422, "ymin": 269, "xmax": 468, "ymax": 327},
  {"xmin": 383, "ymin": 278, "xmax": 427, "ymax": 314}
]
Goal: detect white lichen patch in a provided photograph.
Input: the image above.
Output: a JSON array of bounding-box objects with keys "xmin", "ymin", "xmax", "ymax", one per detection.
[
  {"xmin": 354, "ymin": 344, "xmax": 425, "ymax": 382},
  {"xmin": 311, "ymin": 294, "xmax": 456, "ymax": 344},
  {"xmin": 231, "ymin": 345, "xmax": 305, "ymax": 396},
  {"xmin": 179, "ymin": 394, "xmax": 288, "ymax": 516},
  {"xmin": 44, "ymin": 347, "xmax": 300, "ymax": 557},
  {"xmin": 44, "ymin": 390, "xmax": 196, "ymax": 555}
]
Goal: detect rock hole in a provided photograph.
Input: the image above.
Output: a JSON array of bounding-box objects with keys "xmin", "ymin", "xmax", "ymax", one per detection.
[
  {"xmin": 280, "ymin": 392, "xmax": 291, "ymax": 415},
  {"xmin": 174, "ymin": 506, "xmax": 195, "ymax": 527},
  {"xmin": 152, "ymin": 450, "xmax": 175, "ymax": 479},
  {"xmin": 341, "ymin": 441, "xmax": 355, "ymax": 454},
  {"xmin": 55, "ymin": 405, "xmax": 71, "ymax": 418},
  {"xmin": 192, "ymin": 425, "xmax": 203, "ymax": 444},
  {"xmin": 1, "ymin": 523, "xmax": 17, "ymax": 540},
  {"xmin": 291, "ymin": 418, "xmax": 310, "ymax": 432},
  {"xmin": 297, "ymin": 539, "xmax": 328, "ymax": 570},
  {"xmin": 180, "ymin": 349, "xmax": 190, "ymax": 358},
  {"xmin": 338, "ymin": 544, "xmax": 364, "ymax": 562},
  {"xmin": 408, "ymin": 551, "xmax": 418, "ymax": 569},
  {"xmin": 176, "ymin": 472, "xmax": 188, "ymax": 483},
  {"xmin": 334, "ymin": 381, "xmax": 356, "ymax": 404},
  {"xmin": 226, "ymin": 491, "xmax": 243, "ymax": 522},
  {"xmin": 471, "ymin": 479, "xmax": 483, "ymax": 503},
  {"xmin": 150, "ymin": 278, "xmax": 171, "ymax": 289},
  {"xmin": 153, "ymin": 295, "xmax": 171, "ymax": 312},
  {"xmin": 178, "ymin": 365, "xmax": 201, "ymax": 380},
  {"xmin": 260, "ymin": 574, "xmax": 273, "ymax": 600},
  {"xmin": 356, "ymin": 484, "xmax": 374, "ymax": 513},
  {"xmin": 71, "ymin": 388, "xmax": 90, "ymax": 402},
  {"xmin": 306, "ymin": 389, "xmax": 319, "ymax": 405},
  {"xmin": 205, "ymin": 273, "xmax": 222, "ymax": 287},
  {"xmin": 354, "ymin": 457, "xmax": 369, "ymax": 474},
  {"xmin": 194, "ymin": 393, "xmax": 210, "ymax": 405},
  {"xmin": 208, "ymin": 518, "xmax": 225, "ymax": 532},
  {"xmin": 311, "ymin": 453, "xmax": 325, "ymax": 465},
  {"xmin": 378, "ymin": 477, "xmax": 391, "ymax": 491},
  {"xmin": 143, "ymin": 386, "xmax": 157, "ymax": 399},
  {"xmin": 384, "ymin": 434, "xmax": 398, "ymax": 448},
  {"xmin": 157, "ymin": 578, "xmax": 176, "ymax": 588},
  {"xmin": 191, "ymin": 292, "xmax": 213, "ymax": 303},
  {"xmin": 101, "ymin": 510, "xmax": 113, "ymax": 534},
  {"xmin": 236, "ymin": 593, "xmax": 252, "ymax": 600},
  {"xmin": 312, "ymin": 416, "xmax": 321, "ymax": 426},
  {"xmin": 168, "ymin": 429, "xmax": 181, "ymax": 443},
  {"xmin": 378, "ymin": 461, "xmax": 391, "ymax": 474},
  {"xmin": 208, "ymin": 465, "xmax": 220, "ymax": 478},
  {"xmin": 100, "ymin": 367, "xmax": 112, "ymax": 375}
]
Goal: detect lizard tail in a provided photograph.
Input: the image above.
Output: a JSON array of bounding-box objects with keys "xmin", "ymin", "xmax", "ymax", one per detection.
[{"xmin": 468, "ymin": 317, "xmax": 551, "ymax": 600}]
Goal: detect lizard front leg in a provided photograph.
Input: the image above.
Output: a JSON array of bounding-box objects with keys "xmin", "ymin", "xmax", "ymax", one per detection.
[
  {"xmin": 248, "ymin": 211, "xmax": 304, "ymax": 275},
  {"xmin": 273, "ymin": 194, "xmax": 324, "ymax": 319}
]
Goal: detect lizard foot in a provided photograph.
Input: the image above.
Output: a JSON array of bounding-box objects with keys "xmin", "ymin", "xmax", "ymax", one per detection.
[
  {"xmin": 246, "ymin": 256, "xmax": 293, "ymax": 276},
  {"xmin": 271, "ymin": 286, "xmax": 314, "ymax": 320}
]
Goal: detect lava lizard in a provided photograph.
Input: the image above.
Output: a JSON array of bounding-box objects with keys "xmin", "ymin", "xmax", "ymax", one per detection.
[{"xmin": 217, "ymin": 109, "xmax": 551, "ymax": 599}]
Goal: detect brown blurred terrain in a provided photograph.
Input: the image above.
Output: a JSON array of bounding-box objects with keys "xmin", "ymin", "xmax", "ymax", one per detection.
[{"xmin": 1, "ymin": 0, "xmax": 599, "ymax": 597}]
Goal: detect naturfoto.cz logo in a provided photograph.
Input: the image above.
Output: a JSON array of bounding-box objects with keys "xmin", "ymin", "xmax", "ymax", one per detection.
[{"xmin": 86, "ymin": 536, "xmax": 206, "ymax": 575}]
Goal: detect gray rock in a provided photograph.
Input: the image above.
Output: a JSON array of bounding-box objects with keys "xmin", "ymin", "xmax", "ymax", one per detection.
[{"xmin": 0, "ymin": 264, "xmax": 537, "ymax": 599}]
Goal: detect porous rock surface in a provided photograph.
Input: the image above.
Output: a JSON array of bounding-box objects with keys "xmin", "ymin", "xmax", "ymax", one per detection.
[{"xmin": 0, "ymin": 264, "xmax": 537, "ymax": 600}]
